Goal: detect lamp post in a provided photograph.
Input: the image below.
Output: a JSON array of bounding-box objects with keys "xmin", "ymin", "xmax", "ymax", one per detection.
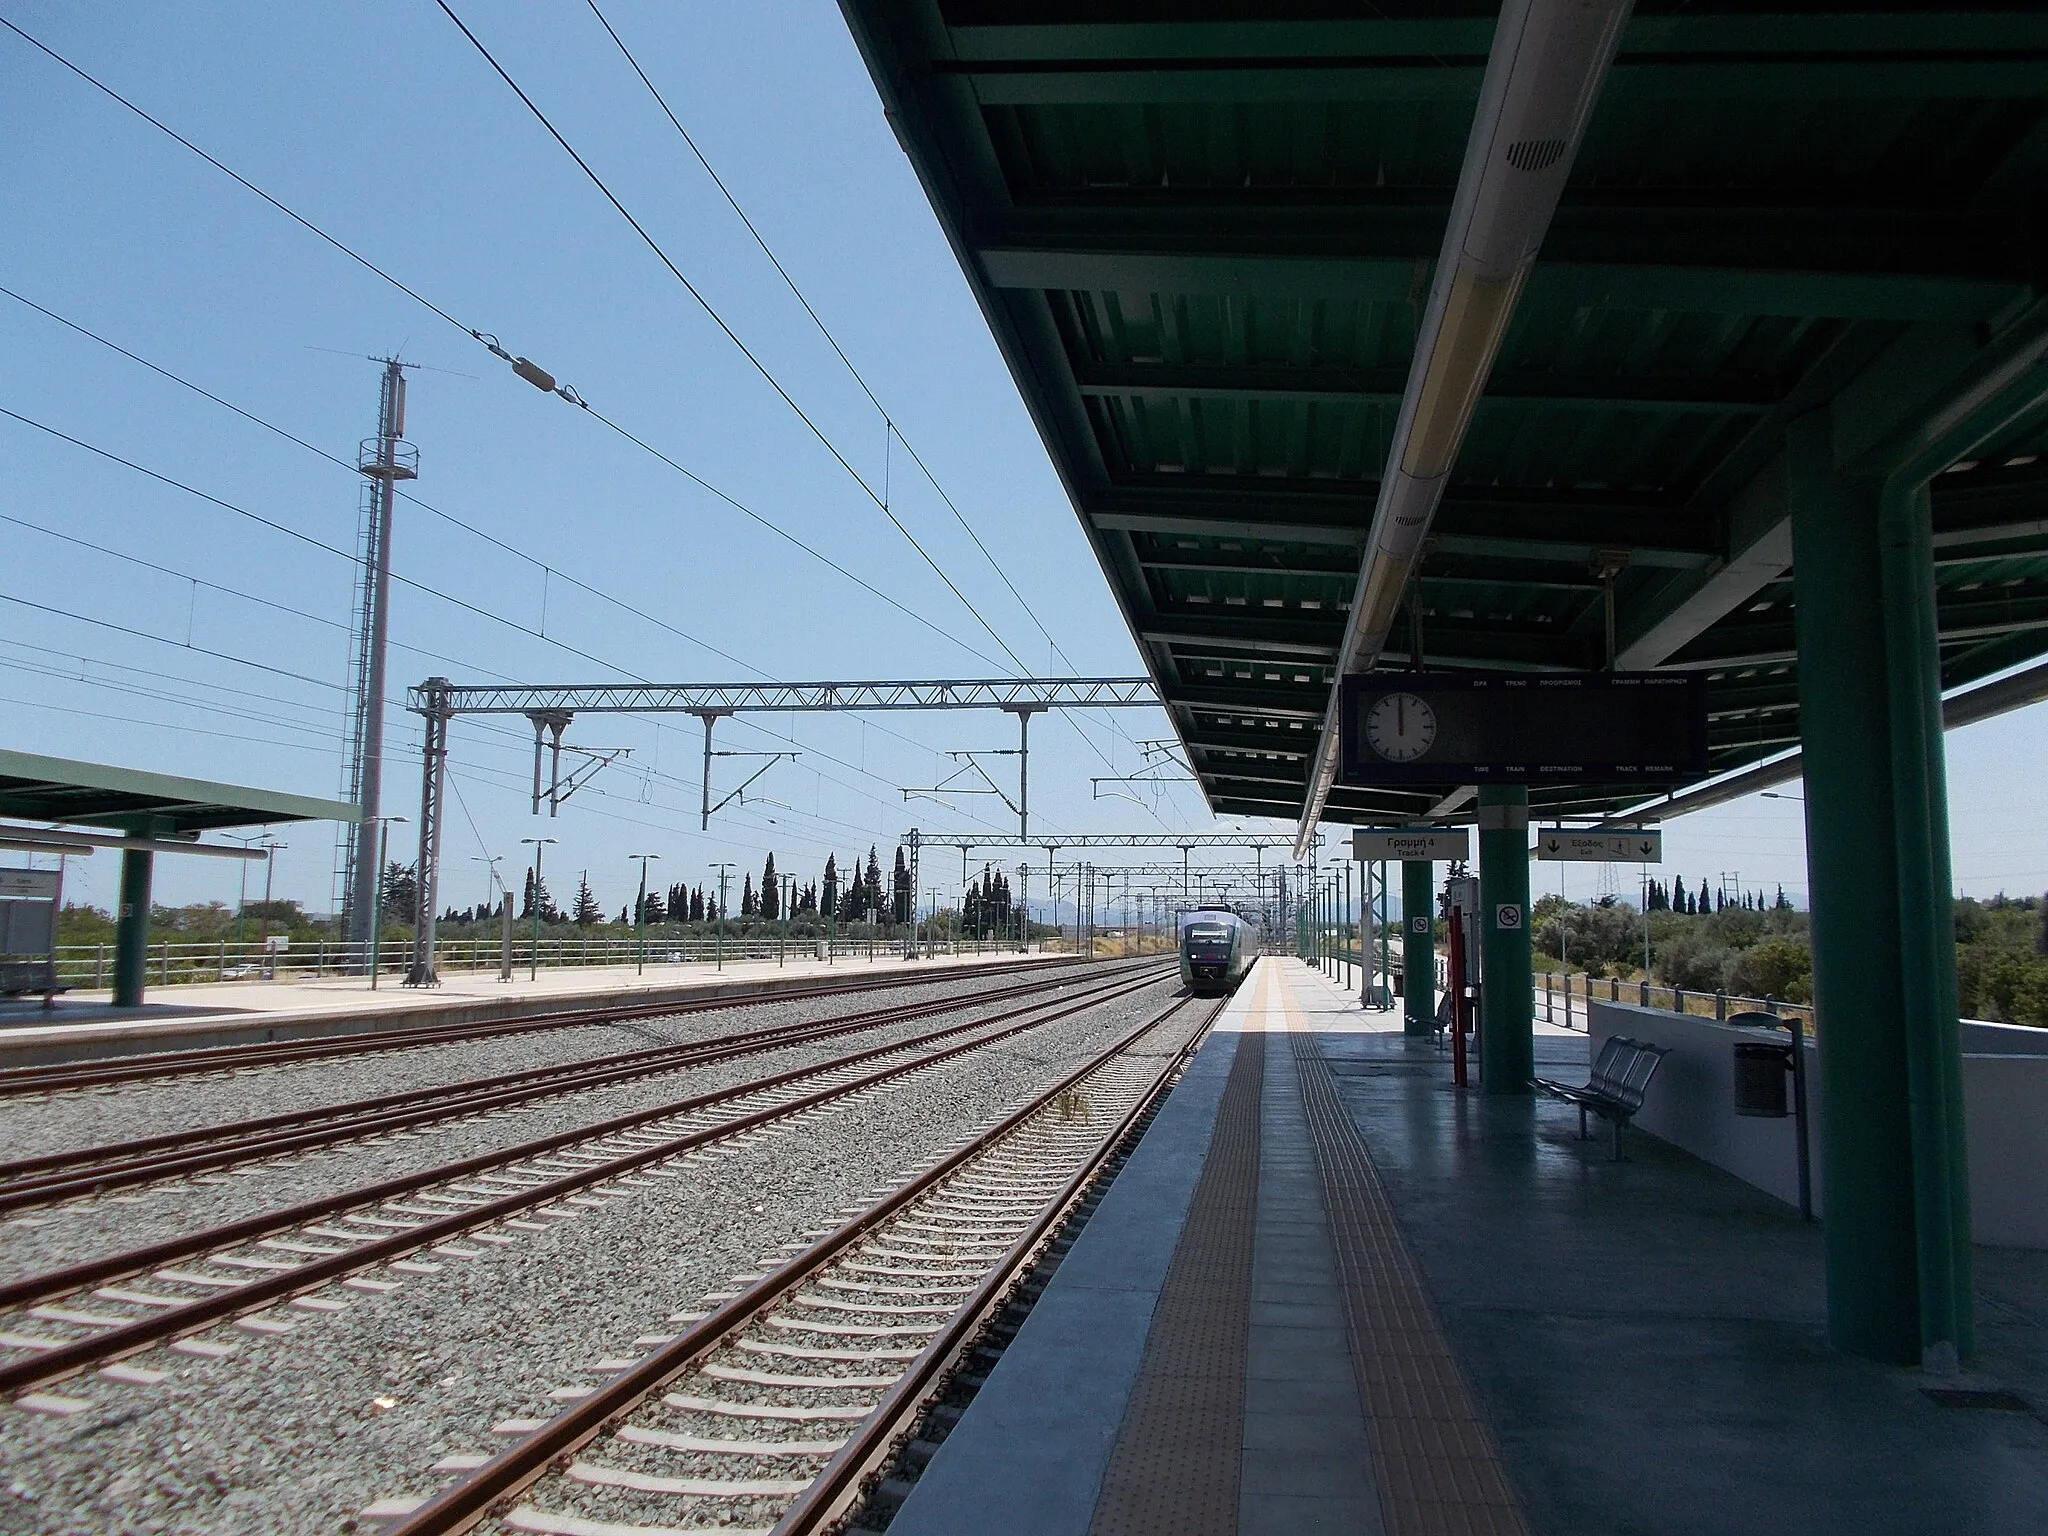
[
  {"xmin": 711, "ymin": 863, "xmax": 735, "ymax": 971},
  {"xmin": 779, "ymin": 873, "xmax": 795, "ymax": 966},
  {"xmin": 629, "ymin": 853, "xmax": 659, "ymax": 976},
  {"xmin": 521, "ymin": 837, "xmax": 556, "ymax": 981},
  {"xmin": 225, "ymin": 831, "xmax": 266, "ymax": 963},
  {"xmin": 257, "ymin": 840, "xmax": 286, "ymax": 978},
  {"xmin": 366, "ymin": 817, "xmax": 408, "ymax": 989}
]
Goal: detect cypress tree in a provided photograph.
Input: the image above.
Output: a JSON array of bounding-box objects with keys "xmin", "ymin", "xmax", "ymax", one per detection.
[
  {"xmin": 866, "ymin": 846, "xmax": 885, "ymax": 920},
  {"xmin": 891, "ymin": 847, "xmax": 912, "ymax": 924},
  {"xmin": 741, "ymin": 874, "xmax": 758, "ymax": 918},
  {"xmin": 822, "ymin": 855, "xmax": 839, "ymax": 919},
  {"xmin": 761, "ymin": 854, "xmax": 779, "ymax": 921}
]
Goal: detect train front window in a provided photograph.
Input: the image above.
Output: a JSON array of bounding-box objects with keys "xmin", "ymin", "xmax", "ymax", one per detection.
[{"xmin": 1185, "ymin": 925, "xmax": 1232, "ymax": 957}]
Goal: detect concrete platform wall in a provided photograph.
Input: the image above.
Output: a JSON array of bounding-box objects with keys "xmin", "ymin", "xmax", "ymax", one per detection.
[{"xmin": 1591, "ymin": 1002, "xmax": 2048, "ymax": 1248}]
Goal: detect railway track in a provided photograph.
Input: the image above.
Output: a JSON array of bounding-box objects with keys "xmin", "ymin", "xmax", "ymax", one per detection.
[
  {"xmin": 0, "ymin": 961, "xmax": 1155, "ymax": 1214},
  {"xmin": 0, "ymin": 953, "xmax": 1077, "ymax": 1099},
  {"xmin": 0, "ymin": 963, "xmax": 1176, "ymax": 1405},
  {"xmin": 379, "ymin": 988, "xmax": 1220, "ymax": 1536}
]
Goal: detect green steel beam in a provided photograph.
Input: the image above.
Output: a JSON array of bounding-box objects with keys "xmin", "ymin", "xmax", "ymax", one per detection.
[
  {"xmin": 1075, "ymin": 362, "xmax": 1781, "ymax": 414},
  {"xmin": 947, "ymin": 14, "xmax": 2048, "ymax": 64},
  {"xmin": 955, "ymin": 54, "xmax": 2048, "ymax": 105},
  {"xmin": 982, "ymin": 242, "xmax": 2026, "ymax": 324},
  {"xmin": 1477, "ymin": 787, "xmax": 1533, "ymax": 1096},
  {"xmin": 1403, "ymin": 860, "xmax": 1435, "ymax": 1037},
  {"xmin": 1170, "ymin": 682, "xmax": 1327, "ymax": 721},
  {"xmin": 111, "ymin": 845, "xmax": 153, "ymax": 1009},
  {"xmin": 1785, "ymin": 411, "xmax": 1974, "ymax": 1368}
]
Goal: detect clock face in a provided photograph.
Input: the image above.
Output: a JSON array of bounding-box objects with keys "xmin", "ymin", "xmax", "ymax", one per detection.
[{"xmin": 1364, "ymin": 692, "xmax": 1438, "ymax": 763}]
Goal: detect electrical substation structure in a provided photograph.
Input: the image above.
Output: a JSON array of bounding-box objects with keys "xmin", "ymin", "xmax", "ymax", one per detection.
[{"xmin": 400, "ymin": 676, "xmax": 1158, "ymax": 985}]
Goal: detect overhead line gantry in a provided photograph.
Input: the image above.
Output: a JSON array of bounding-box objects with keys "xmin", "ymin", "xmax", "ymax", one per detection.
[{"xmin": 400, "ymin": 676, "xmax": 1160, "ymax": 986}]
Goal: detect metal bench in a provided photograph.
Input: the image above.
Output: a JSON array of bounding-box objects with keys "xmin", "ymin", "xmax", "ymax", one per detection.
[
  {"xmin": 1532, "ymin": 1035, "xmax": 1668, "ymax": 1160},
  {"xmin": 0, "ymin": 958, "xmax": 69, "ymax": 1011}
]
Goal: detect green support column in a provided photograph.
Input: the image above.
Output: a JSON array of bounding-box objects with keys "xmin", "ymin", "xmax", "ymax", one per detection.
[
  {"xmin": 1477, "ymin": 787, "xmax": 1532, "ymax": 1093},
  {"xmin": 1789, "ymin": 413, "xmax": 1971, "ymax": 1366},
  {"xmin": 112, "ymin": 845, "xmax": 154, "ymax": 1008},
  {"xmin": 1403, "ymin": 860, "xmax": 1435, "ymax": 1035}
]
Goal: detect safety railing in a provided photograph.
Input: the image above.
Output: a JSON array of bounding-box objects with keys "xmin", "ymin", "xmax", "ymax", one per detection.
[
  {"xmin": 43, "ymin": 931, "xmax": 1050, "ymax": 991},
  {"xmin": 1540, "ymin": 971, "xmax": 1814, "ymax": 1036}
]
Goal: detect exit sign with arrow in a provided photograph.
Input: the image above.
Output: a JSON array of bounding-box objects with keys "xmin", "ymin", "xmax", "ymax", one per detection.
[{"xmin": 1534, "ymin": 829, "xmax": 1663, "ymax": 863}]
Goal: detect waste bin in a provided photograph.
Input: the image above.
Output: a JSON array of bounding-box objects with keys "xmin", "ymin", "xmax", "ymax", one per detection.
[{"xmin": 1733, "ymin": 1040, "xmax": 1791, "ymax": 1117}]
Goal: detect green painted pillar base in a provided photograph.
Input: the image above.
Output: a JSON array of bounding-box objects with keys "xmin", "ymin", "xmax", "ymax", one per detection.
[
  {"xmin": 1790, "ymin": 413, "xmax": 1972, "ymax": 1366},
  {"xmin": 112, "ymin": 845, "xmax": 154, "ymax": 1008},
  {"xmin": 1477, "ymin": 787, "xmax": 1532, "ymax": 1094},
  {"xmin": 1403, "ymin": 860, "xmax": 1435, "ymax": 1035}
]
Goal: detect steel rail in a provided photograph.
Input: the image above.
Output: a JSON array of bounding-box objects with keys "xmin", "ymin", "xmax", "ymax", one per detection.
[
  {"xmin": 0, "ymin": 965, "xmax": 1173, "ymax": 1394},
  {"xmin": 770, "ymin": 998, "xmax": 1220, "ymax": 1535},
  {"xmin": 0, "ymin": 953, "xmax": 1075, "ymax": 1098},
  {"xmin": 0, "ymin": 964, "xmax": 1142, "ymax": 1208},
  {"xmin": 386, "ymin": 988, "xmax": 1219, "ymax": 1536}
]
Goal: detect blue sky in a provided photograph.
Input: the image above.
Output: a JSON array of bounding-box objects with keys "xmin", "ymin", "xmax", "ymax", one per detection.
[{"xmin": 5, "ymin": 1, "xmax": 2046, "ymax": 922}]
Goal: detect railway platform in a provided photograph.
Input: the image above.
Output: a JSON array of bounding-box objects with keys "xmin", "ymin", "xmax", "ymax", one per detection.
[
  {"xmin": 0, "ymin": 948, "xmax": 1063, "ymax": 1071},
  {"xmin": 885, "ymin": 957, "xmax": 2048, "ymax": 1536}
]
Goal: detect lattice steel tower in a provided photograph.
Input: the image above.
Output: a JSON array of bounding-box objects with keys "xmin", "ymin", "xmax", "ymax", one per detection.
[{"xmin": 336, "ymin": 359, "xmax": 418, "ymax": 962}]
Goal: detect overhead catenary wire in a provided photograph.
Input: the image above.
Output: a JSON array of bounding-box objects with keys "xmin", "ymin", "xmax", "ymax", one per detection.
[
  {"xmin": 0, "ymin": 283, "xmax": 758, "ymax": 678},
  {"xmin": 0, "ymin": 404, "xmax": 634, "ymax": 677},
  {"xmin": 2, "ymin": 14, "xmax": 1186, "ymax": 841},
  {"xmin": 0, "ymin": 390, "xmax": 1034, "ymax": 842},
  {"xmin": 579, "ymin": 0, "xmax": 1072, "ymax": 666},
  {"xmin": 0, "ymin": 20, "xmax": 1009, "ymax": 678},
  {"xmin": 432, "ymin": 0, "xmax": 1035, "ymax": 678},
  {"xmin": 0, "ymin": 285, "xmax": 1011, "ymax": 784},
  {"xmin": 571, "ymin": 3, "xmax": 1182, "ymax": 809}
]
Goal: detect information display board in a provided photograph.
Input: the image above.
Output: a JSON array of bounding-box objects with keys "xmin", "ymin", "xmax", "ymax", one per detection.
[{"xmin": 1338, "ymin": 672, "xmax": 1707, "ymax": 787}]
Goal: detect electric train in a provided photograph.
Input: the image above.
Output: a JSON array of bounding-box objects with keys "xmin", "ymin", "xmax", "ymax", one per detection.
[{"xmin": 1178, "ymin": 908, "xmax": 1259, "ymax": 995}]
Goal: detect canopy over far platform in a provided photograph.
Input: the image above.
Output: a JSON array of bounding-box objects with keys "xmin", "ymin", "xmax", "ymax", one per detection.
[
  {"xmin": 839, "ymin": 1, "xmax": 2048, "ymax": 826},
  {"xmin": 0, "ymin": 748, "xmax": 358, "ymax": 837},
  {"xmin": 0, "ymin": 748, "xmax": 357, "ymax": 1010}
]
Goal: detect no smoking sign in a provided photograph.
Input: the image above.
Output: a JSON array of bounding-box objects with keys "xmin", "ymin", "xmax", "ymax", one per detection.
[{"xmin": 1495, "ymin": 903, "xmax": 1524, "ymax": 930}]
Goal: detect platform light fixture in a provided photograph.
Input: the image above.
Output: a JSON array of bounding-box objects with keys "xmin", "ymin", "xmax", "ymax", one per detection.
[{"xmin": 1296, "ymin": 0, "xmax": 1636, "ymax": 855}]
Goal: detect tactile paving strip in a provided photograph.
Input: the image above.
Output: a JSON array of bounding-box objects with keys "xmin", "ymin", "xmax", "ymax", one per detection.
[
  {"xmin": 1088, "ymin": 1012, "xmax": 1265, "ymax": 1536},
  {"xmin": 1288, "ymin": 1020, "xmax": 1531, "ymax": 1536}
]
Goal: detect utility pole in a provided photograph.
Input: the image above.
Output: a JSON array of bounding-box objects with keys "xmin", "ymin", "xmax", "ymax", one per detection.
[
  {"xmin": 629, "ymin": 853, "xmax": 659, "ymax": 977},
  {"xmin": 711, "ymin": 862, "xmax": 735, "ymax": 971},
  {"xmin": 521, "ymin": 837, "xmax": 555, "ymax": 980},
  {"xmin": 258, "ymin": 841, "xmax": 286, "ymax": 978},
  {"xmin": 366, "ymin": 818, "xmax": 406, "ymax": 989},
  {"xmin": 341, "ymin": 359, "xmax": 418, "ymax": 968},
  {"xmin": 226, "ymin": 831, "xmax": 265, "ymax": 960}
]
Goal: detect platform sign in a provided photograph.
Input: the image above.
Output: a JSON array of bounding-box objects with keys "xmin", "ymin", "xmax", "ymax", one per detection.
[
  {"xmin": 1534, "ymin": 828, "xmax": 1663, "ymax": 863},
  {"xmin": 1337, "ymin": 672, "xmax": 1708, "ymax": 786},
  {"xmin": 0, "ymin": 869, "xmax": 59, "ymax": 900},
  {"xmin": 1352, "ymin": 829, "xmax": 1469, "ymax": 863}
]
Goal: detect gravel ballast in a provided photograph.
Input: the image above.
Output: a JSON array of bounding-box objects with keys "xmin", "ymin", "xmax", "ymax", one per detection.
[
  {"xmin": 0, "ymin": 967, "xmax": 1143, "ymax": 1285},
  {"xmin": 0, "ymin": 972, "xmax": 1194, "ymax": 1536}
]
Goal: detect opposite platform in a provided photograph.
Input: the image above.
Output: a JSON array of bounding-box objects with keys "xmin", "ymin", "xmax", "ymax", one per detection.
[
  {"xmin": 886, "ymin": 958, "xmax": 2048, "ymax": 1535},
  {"xmin": 0, "ymin": 948, "xmax": 1067, "ymax": 1069}
]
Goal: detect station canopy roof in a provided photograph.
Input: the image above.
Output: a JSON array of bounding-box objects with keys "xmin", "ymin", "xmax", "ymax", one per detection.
[
  {"xmin": 0, "ymin": 749, "xmax": 359, "ymax": 836},
  {"xmin": 839, "ymin": 1, "xmax": 2048, "ymax": 825}
]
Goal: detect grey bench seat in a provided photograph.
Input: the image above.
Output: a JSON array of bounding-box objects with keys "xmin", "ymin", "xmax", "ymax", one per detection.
[{"xmin": 1533, "ymin": 1034, "xmax": 1668, "ymax": 1159}]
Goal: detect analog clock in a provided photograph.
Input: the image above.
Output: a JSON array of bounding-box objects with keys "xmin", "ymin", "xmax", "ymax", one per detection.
[{"xmin": 1364, "ymin": 691, "xmax": 1437, "ymax": 763}]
